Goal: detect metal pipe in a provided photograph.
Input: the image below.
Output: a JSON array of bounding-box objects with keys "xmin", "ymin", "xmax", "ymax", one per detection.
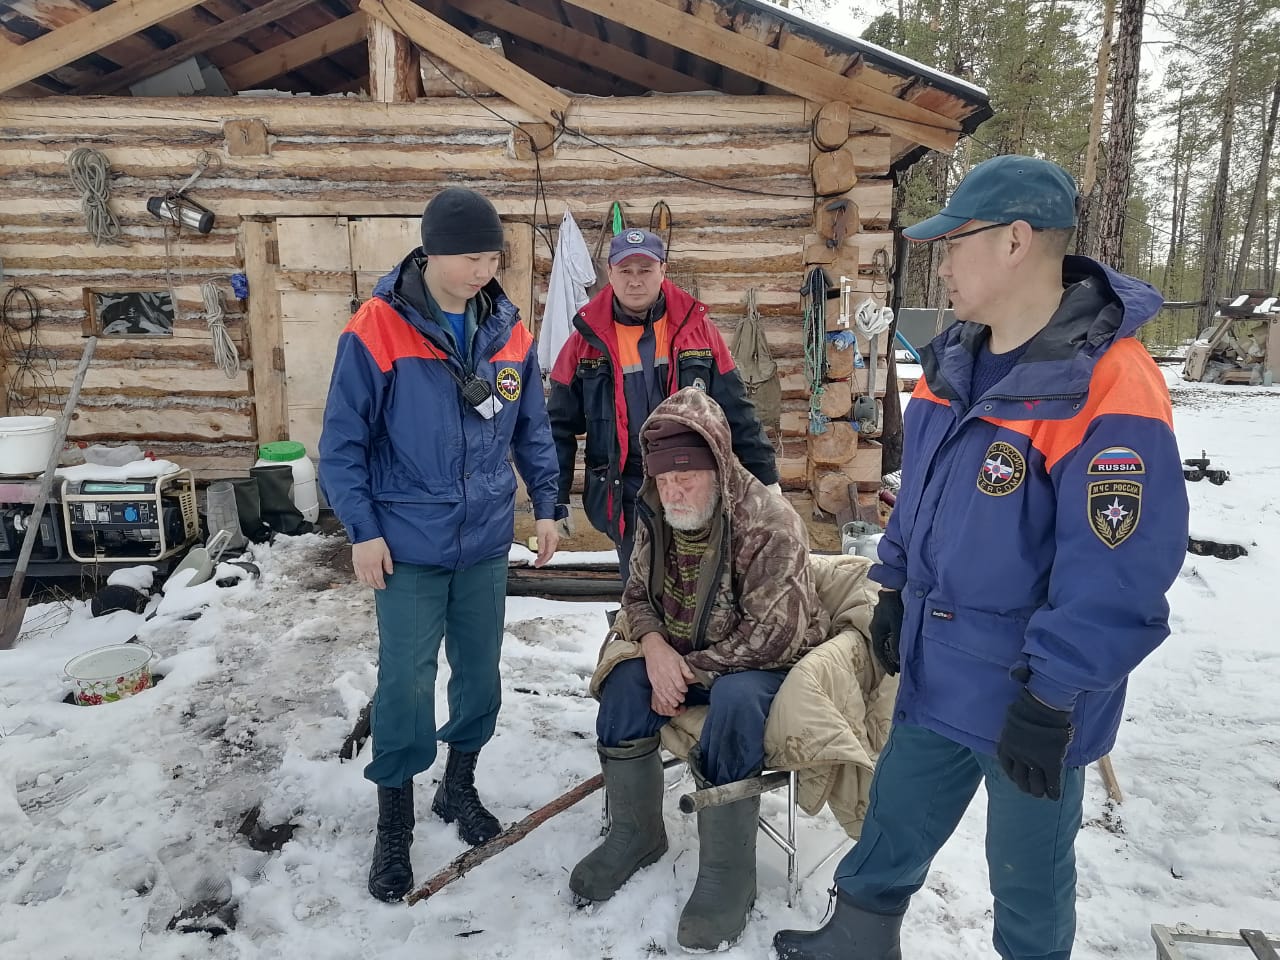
[{"xmin": 678, "ymin": 771, "xmax": 789, "ymax": 814}]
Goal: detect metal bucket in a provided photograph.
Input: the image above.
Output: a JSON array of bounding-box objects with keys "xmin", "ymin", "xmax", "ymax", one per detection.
[{"xmin": 63, "ymin": 643, "xmax": 154, "ymax": 706}]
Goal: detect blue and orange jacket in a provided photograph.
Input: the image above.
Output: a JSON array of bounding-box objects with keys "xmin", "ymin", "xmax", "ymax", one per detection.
[
  {"xmin": 874, "ymin": 256, "xmax": 1189, "ymax": 765},
  {"xmin": 318, "ymin": 252, "xmax": 559, "ymax": 570},
  {"xmin": 547, "ymin": 280, "xmax": 777, "ymax": 540}
]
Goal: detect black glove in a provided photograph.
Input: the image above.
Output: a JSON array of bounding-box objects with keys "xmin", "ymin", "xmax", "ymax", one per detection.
[
  {"xmin": 869, "ymin": 590, "xmax": 904, "ymax": 676},
  {"xmin": 997, "ymin": 689, "xmax": 1074, "ymax": 800}
]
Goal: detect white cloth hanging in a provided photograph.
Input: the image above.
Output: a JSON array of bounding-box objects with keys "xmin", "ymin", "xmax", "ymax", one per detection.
[{"xmin": 538, "ymin": 208, "xmax": 596, "ymax": 373}]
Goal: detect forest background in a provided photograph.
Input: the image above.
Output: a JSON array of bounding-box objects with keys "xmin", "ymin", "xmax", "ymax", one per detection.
[{"xmin": 786, "ymin": 0, "xmax": 1280, "ymax": 351}]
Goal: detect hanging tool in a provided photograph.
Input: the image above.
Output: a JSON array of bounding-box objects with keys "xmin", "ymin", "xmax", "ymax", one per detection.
[
  {"xmin": 0, "ymin": 336, "xmax": 97, "ymax": 649},
  {"xmin": 852, "ymin": 297, "xmax": 892, "ymax": 436}
]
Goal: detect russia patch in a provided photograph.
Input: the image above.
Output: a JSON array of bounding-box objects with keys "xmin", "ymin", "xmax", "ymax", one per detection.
[
  {"xmin": 977, "ymin": 440, "xmax": 1026, "ymax": 496},
  {"xmin": 1087, "ymin": 446, "xmax": 1145, "ymax": 475},
  {"xmin": 1088, "ymin": 479, "xmax": 1141, "ymax": 548},
  {"xmin": 496, "ymin": 366, "xmax": 522, "ymax": 402}
]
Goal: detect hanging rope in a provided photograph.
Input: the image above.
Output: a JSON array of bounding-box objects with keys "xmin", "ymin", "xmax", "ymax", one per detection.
[
  {"xmin": 801, "ymin": 267, "xmax": 830, "ymax": 435},
  {"xmin": 1, "ymin": 284, "xmax": 54, "ymax": 414},
  {"xmin": 201, "ymin": 281, "xmax": 240, "ymax": 380},
  {"xmin": 66, "ymin": 147, "xmax": 122, "ymax": 246}
]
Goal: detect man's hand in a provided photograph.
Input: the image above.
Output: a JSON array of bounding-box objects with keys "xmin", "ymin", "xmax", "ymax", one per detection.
[
  {"xmin": 555, "ymin": 506, "xmax": 574, "ymax": 540},
  {"xmin": 641, "ymin": 631, "xmax": 694, "ymax": 717},
  {"xmin": 870, "ymin": 589, "xmax": 904, "ymax": 676},
  {"xmin": 997, "ymin": 689, "xmax": 1074, "ymax": 800},
  {"xmin": 534, "ymin": 519, "xmax": 559, "ymax": 567},
  {"xmin": 352, "ymin": 537, "xmax": 393, "ymax": 590}
]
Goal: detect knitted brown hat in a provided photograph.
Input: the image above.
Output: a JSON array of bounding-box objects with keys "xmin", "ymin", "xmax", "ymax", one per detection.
[{"xmin": 644, "ymin": 421, "xmax": 716, "ymax": 476}]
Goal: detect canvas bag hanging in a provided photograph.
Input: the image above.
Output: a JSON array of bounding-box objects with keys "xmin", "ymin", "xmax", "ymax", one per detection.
[{"xmin": 731, "ymin": 288, "xmax": 781, "ymax": 429}]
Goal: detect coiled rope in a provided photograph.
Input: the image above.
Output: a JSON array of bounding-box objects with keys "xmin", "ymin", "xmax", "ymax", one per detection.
[
  {"xmin": 201, "ymin": 280, "xmax": 240, "ymax": 379},
  {"xmin": 66, "ymin": 147, "xmax": 121, "ymax": 246}
]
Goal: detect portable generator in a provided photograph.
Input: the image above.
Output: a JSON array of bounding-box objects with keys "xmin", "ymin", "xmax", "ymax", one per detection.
[
  {"xmin": 60, "ymin": 469, "xmax": 199, "ymax": 562},
  {"xmin": 0, "ymin": 501, "xmax": 65, "ymax": 563}
]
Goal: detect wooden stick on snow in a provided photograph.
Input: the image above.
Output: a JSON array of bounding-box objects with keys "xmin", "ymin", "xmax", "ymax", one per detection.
[{"xmin": 405, "ymin": 772, "xmax": 604, "ymax": 906}]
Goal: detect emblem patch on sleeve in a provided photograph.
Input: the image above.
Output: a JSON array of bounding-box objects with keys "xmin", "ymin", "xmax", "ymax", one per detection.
[
  {"xmin": 496, "ymin": 366, "xmax": 522, "ymax": 402},
  {"xmin": 1088, "ymin": 479, "xmax": 1141, "ymax": 548},
  {"xmin": 977, "ymin": 441, "xmax": 1026, "ymax": 496},
  {"xmin": 1087, "ymin": 446, "xmax": 1145, "ymax": 475}
]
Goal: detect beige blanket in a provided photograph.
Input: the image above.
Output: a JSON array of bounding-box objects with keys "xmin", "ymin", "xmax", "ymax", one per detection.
[{"xmin": 588, "ymin": 554, "xmax": 897, "ymax": 838}]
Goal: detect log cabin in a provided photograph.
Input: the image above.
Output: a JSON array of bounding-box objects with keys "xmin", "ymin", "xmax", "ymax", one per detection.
[{"xmin": 0, "ymin": 0, "xmax": 989, "ymax": 523}]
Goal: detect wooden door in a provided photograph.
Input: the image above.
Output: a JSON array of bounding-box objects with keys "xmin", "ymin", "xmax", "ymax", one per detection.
[{"xmin": 271, "ymin": 216, "xmax": 534, "ymax": 456}]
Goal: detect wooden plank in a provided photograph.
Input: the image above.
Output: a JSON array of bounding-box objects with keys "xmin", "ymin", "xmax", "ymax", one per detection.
[
  {"xmin": 462, "ymin": 0, "xmax": 704, "ymax": 93},
  {"xmin": 559, "ymin": 0, "xmax": 962, "ymax": 152},
  {"xmin": 280, "ymin": 292, "xmax": 352, "ymax": 455},
  {"xmin": 222, "ymin": 13, "xmax": 368, "ymax": 90},
  {"xmin": 75, "ymin": 0, "xmax": 319, "ymax": 95},
  {"xmin": 241, "ymin": 220, "xmax": 289, "ymax": 445},
  {"xmin": 38, "ymin": 359, "xmax": 250, "ymax": 397},
  {"xmin": 360, "ymin": 0, "xmax": 572, "ymax": 125},
  {"xmin": 501, "ymin": 221, "xmax": 534, "ymax": 331},
  {"xmin": 368, "ymin": 14, "xmax": 419, "ymax": 102},
  {"xmin": 276, "ymin": 217, "xmax": 352, "ymax": 271},
  {"xmin": 349, "ymin": 217, "xmax": 419, "ymax": 272},
  {"xmin": 0, "ymin": 0, "xmax": 210, "ymax": 94},
  {"xmin": 1268, "ymin": 317, "xmax": 1280, "ymax": 383}
]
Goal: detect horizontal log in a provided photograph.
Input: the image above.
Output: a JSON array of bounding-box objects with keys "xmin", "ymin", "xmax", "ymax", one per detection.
[
  {"xmin": 0, "ymin": 180, "xmax": 816, "ymax": 223},
  {"xmin": 65, "ymin": 405, "xmax": 255, "ymax": 442},
  {"xmin": 0, "ymin": 94, "xmax": 811, "ymax": 136},
  {"xmin": 34, "ymin": 358, "xmax": 250, "ymax": 397}
]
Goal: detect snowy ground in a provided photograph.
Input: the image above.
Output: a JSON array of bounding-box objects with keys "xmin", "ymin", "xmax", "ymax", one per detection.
[{"xmin": 2, "ymin": 373, "xmax": 1278, "ymax": 959}]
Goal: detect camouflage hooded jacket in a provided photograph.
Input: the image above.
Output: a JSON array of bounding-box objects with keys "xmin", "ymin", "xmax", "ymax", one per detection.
[{"xmin": 622, "ymin": 387, "xmax": 830, "ymax": 679}]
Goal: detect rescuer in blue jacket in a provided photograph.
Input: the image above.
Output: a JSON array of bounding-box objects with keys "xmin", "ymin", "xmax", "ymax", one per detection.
[
  {"xmin": 774, "ymin": 156, "xmax": 1188, "ymax": 960},
  {"xmin": 319, "ymin": 188, "xmax": 563, "ymax": 903}
]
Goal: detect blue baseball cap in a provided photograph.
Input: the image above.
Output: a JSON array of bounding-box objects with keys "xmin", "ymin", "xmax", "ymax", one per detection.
[
  {"xmin": 609, "ymin": 228, "xmax": 666, "ymax": 265},
  {"xmin": 903, "ymin": 155, "xmax": 1079, "ymax": 242}
]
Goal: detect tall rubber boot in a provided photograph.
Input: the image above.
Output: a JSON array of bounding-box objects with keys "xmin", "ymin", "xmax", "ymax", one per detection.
[
  {"xmin": 676, "ymin": 761, "xmax": 759, "ymax": 950},
  {"xmin": 569, "ymin": 736, "xmax": 668, "ymax": 901},
  {"xmin": 772, "ymin": 887, "xmax": 905, "ymax": 960},
  {"xmin": 368, "ymin": 781, "xmax": 415, "ymax": 902},
  {"xmin": 431, "ymin": 747, "xmax": 502, "ymax": 846}
]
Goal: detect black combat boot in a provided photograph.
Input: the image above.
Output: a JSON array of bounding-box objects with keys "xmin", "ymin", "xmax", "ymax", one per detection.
[
  {"xmin": 431, "ymin": 747, "xmax": 502, "ymax": 846},
  {"xmin": 368, "ymin": 781, "xmax": 415, "ymax": 902},
  {"xmin": 772, "ymin": 886, "xmax": 905, "ymax": 960}
]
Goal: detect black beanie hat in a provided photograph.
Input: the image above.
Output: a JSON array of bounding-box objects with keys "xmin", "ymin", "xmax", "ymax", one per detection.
[{"xmin": 421, "ymin": 187, "xmax": 505, "ymax": 255}]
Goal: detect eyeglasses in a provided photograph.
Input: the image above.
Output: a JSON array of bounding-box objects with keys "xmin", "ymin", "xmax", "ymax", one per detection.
[{"xmin": 942, "ymin": 222, "xmax": 1009, "ymax": 251}]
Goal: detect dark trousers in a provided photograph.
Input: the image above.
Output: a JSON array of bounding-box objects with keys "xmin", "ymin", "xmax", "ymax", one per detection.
[
  {"xmin": 614, "ymin": 471, "xmax": 645, "ymax": 579},
  {"xmin": 364, "ymin": 557, "xmax": 507, "ymax": 788},
  {"xmin": 835, "ymin": 723, "xmax": 1085, "ymax": 960},
  {"xmin": 596, "ymin": 657, "xmax": 785, "ymax": 785}
]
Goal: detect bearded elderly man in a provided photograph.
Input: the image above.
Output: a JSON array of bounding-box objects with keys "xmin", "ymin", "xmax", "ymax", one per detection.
[{"xmin": 569, "ymin": 386, "xmax": 829, "ymax": 951}]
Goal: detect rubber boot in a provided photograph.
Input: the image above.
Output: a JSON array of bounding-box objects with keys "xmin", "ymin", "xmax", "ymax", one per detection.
[
  {"xmin": 368, "ymin": 781, "xmax": 414, "ymax": 902},
  {"xmin": 676, "ymin": 760, "xmax": 759, "ymax": 950},
  {"xmin": 569, "ymin": 736, "xmax": 668, "ymax": 901},
  {"xmin": 772, "ymin": 887, "xmax": 905, "ymax": 960},
  {"xmin": 431, "ymin": 747, "xmax": 502, "ymax": 846},
  {"xmin": 251, "ymin": 464, "xmax": 311, "ymax": 536}
]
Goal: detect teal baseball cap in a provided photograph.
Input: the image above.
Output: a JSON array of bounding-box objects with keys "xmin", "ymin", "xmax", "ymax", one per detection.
[{"xmin": 903, "ymin": 154, "xmax": 1079, "ymax": 242}]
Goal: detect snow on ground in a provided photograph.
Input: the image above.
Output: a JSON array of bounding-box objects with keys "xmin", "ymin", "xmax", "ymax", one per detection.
[{"xmin": 2, "ymin": 375, "xmax": 1279, "ymax": 959}]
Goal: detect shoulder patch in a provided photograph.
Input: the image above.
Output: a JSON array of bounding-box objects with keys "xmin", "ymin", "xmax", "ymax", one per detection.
[
  {"xmin": 977, "ymin": 440, "xmax": 1026, "ymax": 496},
  {"xmin": 496, "ymin": 366, "xmax": 522, "ymax": 401},
  {"xmin": 678, "ymin": 348, "xmax": 714, "ymax": 360},
  {"xmin": 1088, "ymin": 479, "xmax": 1141, "ymax": 548},
  {"xmin": 1087, "ymin": 446, "xmax": 1145, "ymax": 475}
]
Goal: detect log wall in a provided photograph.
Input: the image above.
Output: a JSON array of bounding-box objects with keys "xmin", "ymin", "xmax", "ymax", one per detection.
[{"xmin": 0, "ymin": 93, "xmax": 892, "ymax": 482}]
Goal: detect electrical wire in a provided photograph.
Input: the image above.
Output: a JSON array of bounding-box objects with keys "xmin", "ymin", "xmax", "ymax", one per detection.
[
  {"xmin": 1, "ymin": 284, "xmax": 55, "ymax": 414},
  {"xmin": 201, "ymin": 281, "xmax": 241, "ymax": 380},
  {"xmin": 66, "ymin": 147, "xmax": 122, "ymax": 246}
]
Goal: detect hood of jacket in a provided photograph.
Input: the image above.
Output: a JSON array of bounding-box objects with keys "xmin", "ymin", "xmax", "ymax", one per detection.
[{"xmin": 921, "ymin": 255, "xmax": 1164, "ymax": 408}]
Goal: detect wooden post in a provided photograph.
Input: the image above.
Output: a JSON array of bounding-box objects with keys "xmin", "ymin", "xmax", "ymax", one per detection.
[
  {"xmin": 501, "ymin": 221, "xmax": 534, "ymax": 333},
  {"xmin": 1266, "ymin": 317, "xmax": 1280, "ymax": 383},
  {"xmin": 368, "ymin": 15, "xmax": 418, "ymax": 103},
  {"xmin": 241, "ymin": 220, "xmax": 288, "ymax": 446}
]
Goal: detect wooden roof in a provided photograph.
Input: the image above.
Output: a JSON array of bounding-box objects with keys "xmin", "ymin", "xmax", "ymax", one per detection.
[{"xmin": 0, "ymin": 0, "xmax": 990, "ymax": 162}]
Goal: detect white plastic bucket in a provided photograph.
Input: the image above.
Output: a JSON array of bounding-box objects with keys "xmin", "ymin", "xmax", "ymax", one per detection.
[
  {"xmin": 63, "ymin": 643, "xmax": 154, "ymax": 706},
  {"xmin": 254, "ymin": 440, "xmax": 319, "ymax": 523},
  {"xmin": 0, "ymin": 416, "xmax": 58, "ymax": 476}
]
